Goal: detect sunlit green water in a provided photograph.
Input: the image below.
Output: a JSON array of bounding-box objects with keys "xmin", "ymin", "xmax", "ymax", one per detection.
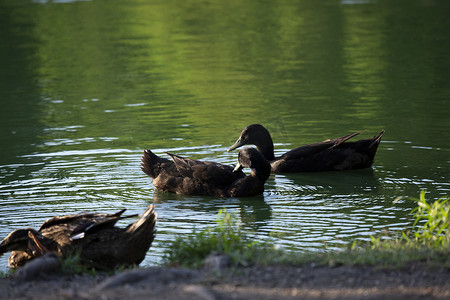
[{"xmin": 1, "ymin": 0, "xmax": 449, "ymax": 271}]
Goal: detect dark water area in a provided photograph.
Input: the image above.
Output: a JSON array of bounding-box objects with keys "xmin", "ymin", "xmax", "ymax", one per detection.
[{"xmin": 0, "ymin": 0, "xmax": 449, "ymax": 271}]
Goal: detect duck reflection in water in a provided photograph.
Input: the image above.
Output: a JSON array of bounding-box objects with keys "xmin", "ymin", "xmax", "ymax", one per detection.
[
  {"xmin": 141, "ymin": 147, "xmax": 271, "ymax": 198},
  {"xmin": 228, "ymin": 124, "xmax": 384, "ymax": 173},
  {"xmin": 151, "ymin": 191, "xmax": 272, "ymax": 232}
]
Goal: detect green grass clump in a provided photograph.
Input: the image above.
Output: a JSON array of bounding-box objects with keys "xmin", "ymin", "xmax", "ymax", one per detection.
[
  {"xmin": 59, "ymin": 251, "xmax": 98, "ymax": 276},
  {"xmin": 410, "ymin": 190, "xmax": 449, "ymax": 247},
  {"xmin": 60, "ymin": 251, "xmax": 136, "ymax": 275},
  {"xmin": 0, "ymin": 270, "xmax": 12, "ymax": 278},
  {"xmin": 162, "ymin": 209, "xmax": 284, "ymax": 268}
]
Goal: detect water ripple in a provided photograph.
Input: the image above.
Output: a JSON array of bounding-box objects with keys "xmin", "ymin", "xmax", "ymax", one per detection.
[{"xmin": 0, "ymin": 144, "xmax": 446, "ymax": 271}]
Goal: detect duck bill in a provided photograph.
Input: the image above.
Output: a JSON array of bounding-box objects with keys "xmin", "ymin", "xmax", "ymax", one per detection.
[
  {"xmin": 28, "ymin": 231, "xmax": 49, "ymax": 256},
  {"xmin": 233, "ymin": 163, "xmax": 243, "ymax": 173},
  {"xmin": 0, "ymin": 239, "xmax": 18, "ymax": 254},
  {"xmin": 228, "ymin": 138, "xmax": 244, "ymax": 152},
  {"xmin": 0, "ymin": 240, "xmax": 8, "ymax": 254}
]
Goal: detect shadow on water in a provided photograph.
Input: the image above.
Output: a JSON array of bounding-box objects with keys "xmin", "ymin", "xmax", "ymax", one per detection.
[{"xmin": 237, "ymin": 195, "xmax": 272, "ymax": 231}]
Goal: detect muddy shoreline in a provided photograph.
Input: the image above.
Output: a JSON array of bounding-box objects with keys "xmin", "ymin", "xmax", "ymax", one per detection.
[{"xmin": 1, "ymin": 261, "xmax": 449, "ymax": 300}]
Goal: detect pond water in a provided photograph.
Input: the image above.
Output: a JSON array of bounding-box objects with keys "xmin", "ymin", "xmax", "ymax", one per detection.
[{"xmin": 1, "ymin": 0, "xmax": 449, "ymax": 271}]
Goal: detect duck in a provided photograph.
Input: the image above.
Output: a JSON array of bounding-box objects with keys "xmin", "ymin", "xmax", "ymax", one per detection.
[
  {"xmin": 0, "ymin": 205, "xmax": 157, "ymax": 270},
  {"xmin": 141, "ymin": 147, "xmax": 271, "ymax": 197},
  {"xmin": 228, "ymin": 124, "xmax": 384, "ymax": 173}
]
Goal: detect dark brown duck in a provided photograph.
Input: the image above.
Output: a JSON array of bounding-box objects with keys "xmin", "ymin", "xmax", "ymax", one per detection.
[
  {"xmin": 141, "ymin": 147, "xmax": 271, "ymax": 197},
  {"xmin": 228, "ymin": 124, "xmax": 384, "ymax": 173},
  {"xmin": 0, "ymin": 205, "xmax": 156, "ymax": 270}
]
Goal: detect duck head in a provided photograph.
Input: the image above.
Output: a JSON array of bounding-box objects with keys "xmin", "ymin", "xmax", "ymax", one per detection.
[
  {"xmin": 228, "ymin": 124, "xmax": 275, "ymax": 161},
  {"xmin": 0, "ymin": 228, "xmax": 38, "ymax": 254},
  {"xmin": 233, "ymin": 147, "xmax": 271, "ymax": 180}
]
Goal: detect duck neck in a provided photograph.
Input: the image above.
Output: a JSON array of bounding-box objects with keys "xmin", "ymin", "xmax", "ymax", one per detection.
[
  {"xmin": 256, "ymin": 141, "xmax": 275, "ymax": 161},
  {"xmin": 250, "ymin": 161, "xmax": 272, "ymax": 182}
]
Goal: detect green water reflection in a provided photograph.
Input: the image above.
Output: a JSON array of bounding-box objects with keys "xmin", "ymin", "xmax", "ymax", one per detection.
[{"xmin": 0, "ymin": 0, "xmax": 449, "ymax": 270}]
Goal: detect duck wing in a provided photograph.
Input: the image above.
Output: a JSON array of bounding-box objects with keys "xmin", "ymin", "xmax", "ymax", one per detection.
[
  {"xmin": 192, "ymin": 164, "xmax": 245, "ymax": 186},
  {"xmin": 70, "ymin": 212, "xmax": 139, "ymax": 240},
  {"xmin": 168, "ymin": 153, "xmax": 244, "ymax": 186},
  {"xmin": 39, "ymin": 214, "xmax": 84, "ymax": 231},
  {"xmin": 276, "ymin": 131, "xmax": 384, "ymax": 172},
  {"xmin": 39, "ymin": 210, "xmax": 137, "ymax": 246},
  {"xmin": 38, "ymin": 214, "xmax": 95, "ymax": 244},
  {"xmin": 39, "ymin": 209, "xmax": 135, "ymax": 231},
  {"xmin": 279, "ymin": 131, "xmax": 362, "ymax": 160},
  {"xmin": 166, "ymin": 152, "xmax": 201, "ymax": 177},
  {"xmin": 39, "ymin": 209, "xmax": 128, "ymax": 231}
]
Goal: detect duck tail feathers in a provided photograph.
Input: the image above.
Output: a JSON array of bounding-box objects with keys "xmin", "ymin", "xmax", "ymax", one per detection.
[
  {"xmin": 332, "ymin": 131, "xmax": 362, "ymax": 148},
  {"xmin": 369, "ymin": 129, "xmax": 385, "ymax": 150},
  {"xmin": 141, "ymin": 149, "xmax": 164, "ymax": 178},
  {"xmin": 111, "ymin": 208, "xmax": 127, "ymax": 218},
  {"xmin": 126, "ymin": 205, "xmax": 157, "ymax": 236}
]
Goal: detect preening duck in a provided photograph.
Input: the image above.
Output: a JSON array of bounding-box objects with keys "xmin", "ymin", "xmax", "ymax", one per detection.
[
  {"xmin": 0, "ymin": 205, "xmax": 156, "ymax": 270},
  {"xmin": 228, "ymin": 124, "xmax": 384, "ymax": 173},
  {"xmin": 141, "ymin": 147, "xmax": 271, "ymax": 197}
]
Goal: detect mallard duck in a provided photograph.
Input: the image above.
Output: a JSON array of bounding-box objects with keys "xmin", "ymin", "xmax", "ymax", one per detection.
[
  {"xmin": 141, "ymin": 147, "xmax": 271, "ymax": 197},
  {"xmin": 0, "ymin": 205, "xmax": 156, "ymax": 270},
  {"xmin": 228, "ymin": 124, "xmax": 384, "ymax": 173}
]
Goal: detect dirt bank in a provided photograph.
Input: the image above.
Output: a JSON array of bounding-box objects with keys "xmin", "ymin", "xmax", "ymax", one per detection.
[{"xmin": 1, "ymin": 262, "xmax": 449, "ymax": 300}]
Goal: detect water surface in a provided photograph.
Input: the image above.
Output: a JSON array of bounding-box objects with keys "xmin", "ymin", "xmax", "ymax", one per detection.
[{"xmin": 1, "ymin": 0, "xmax": 449, "ymax": 271}]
